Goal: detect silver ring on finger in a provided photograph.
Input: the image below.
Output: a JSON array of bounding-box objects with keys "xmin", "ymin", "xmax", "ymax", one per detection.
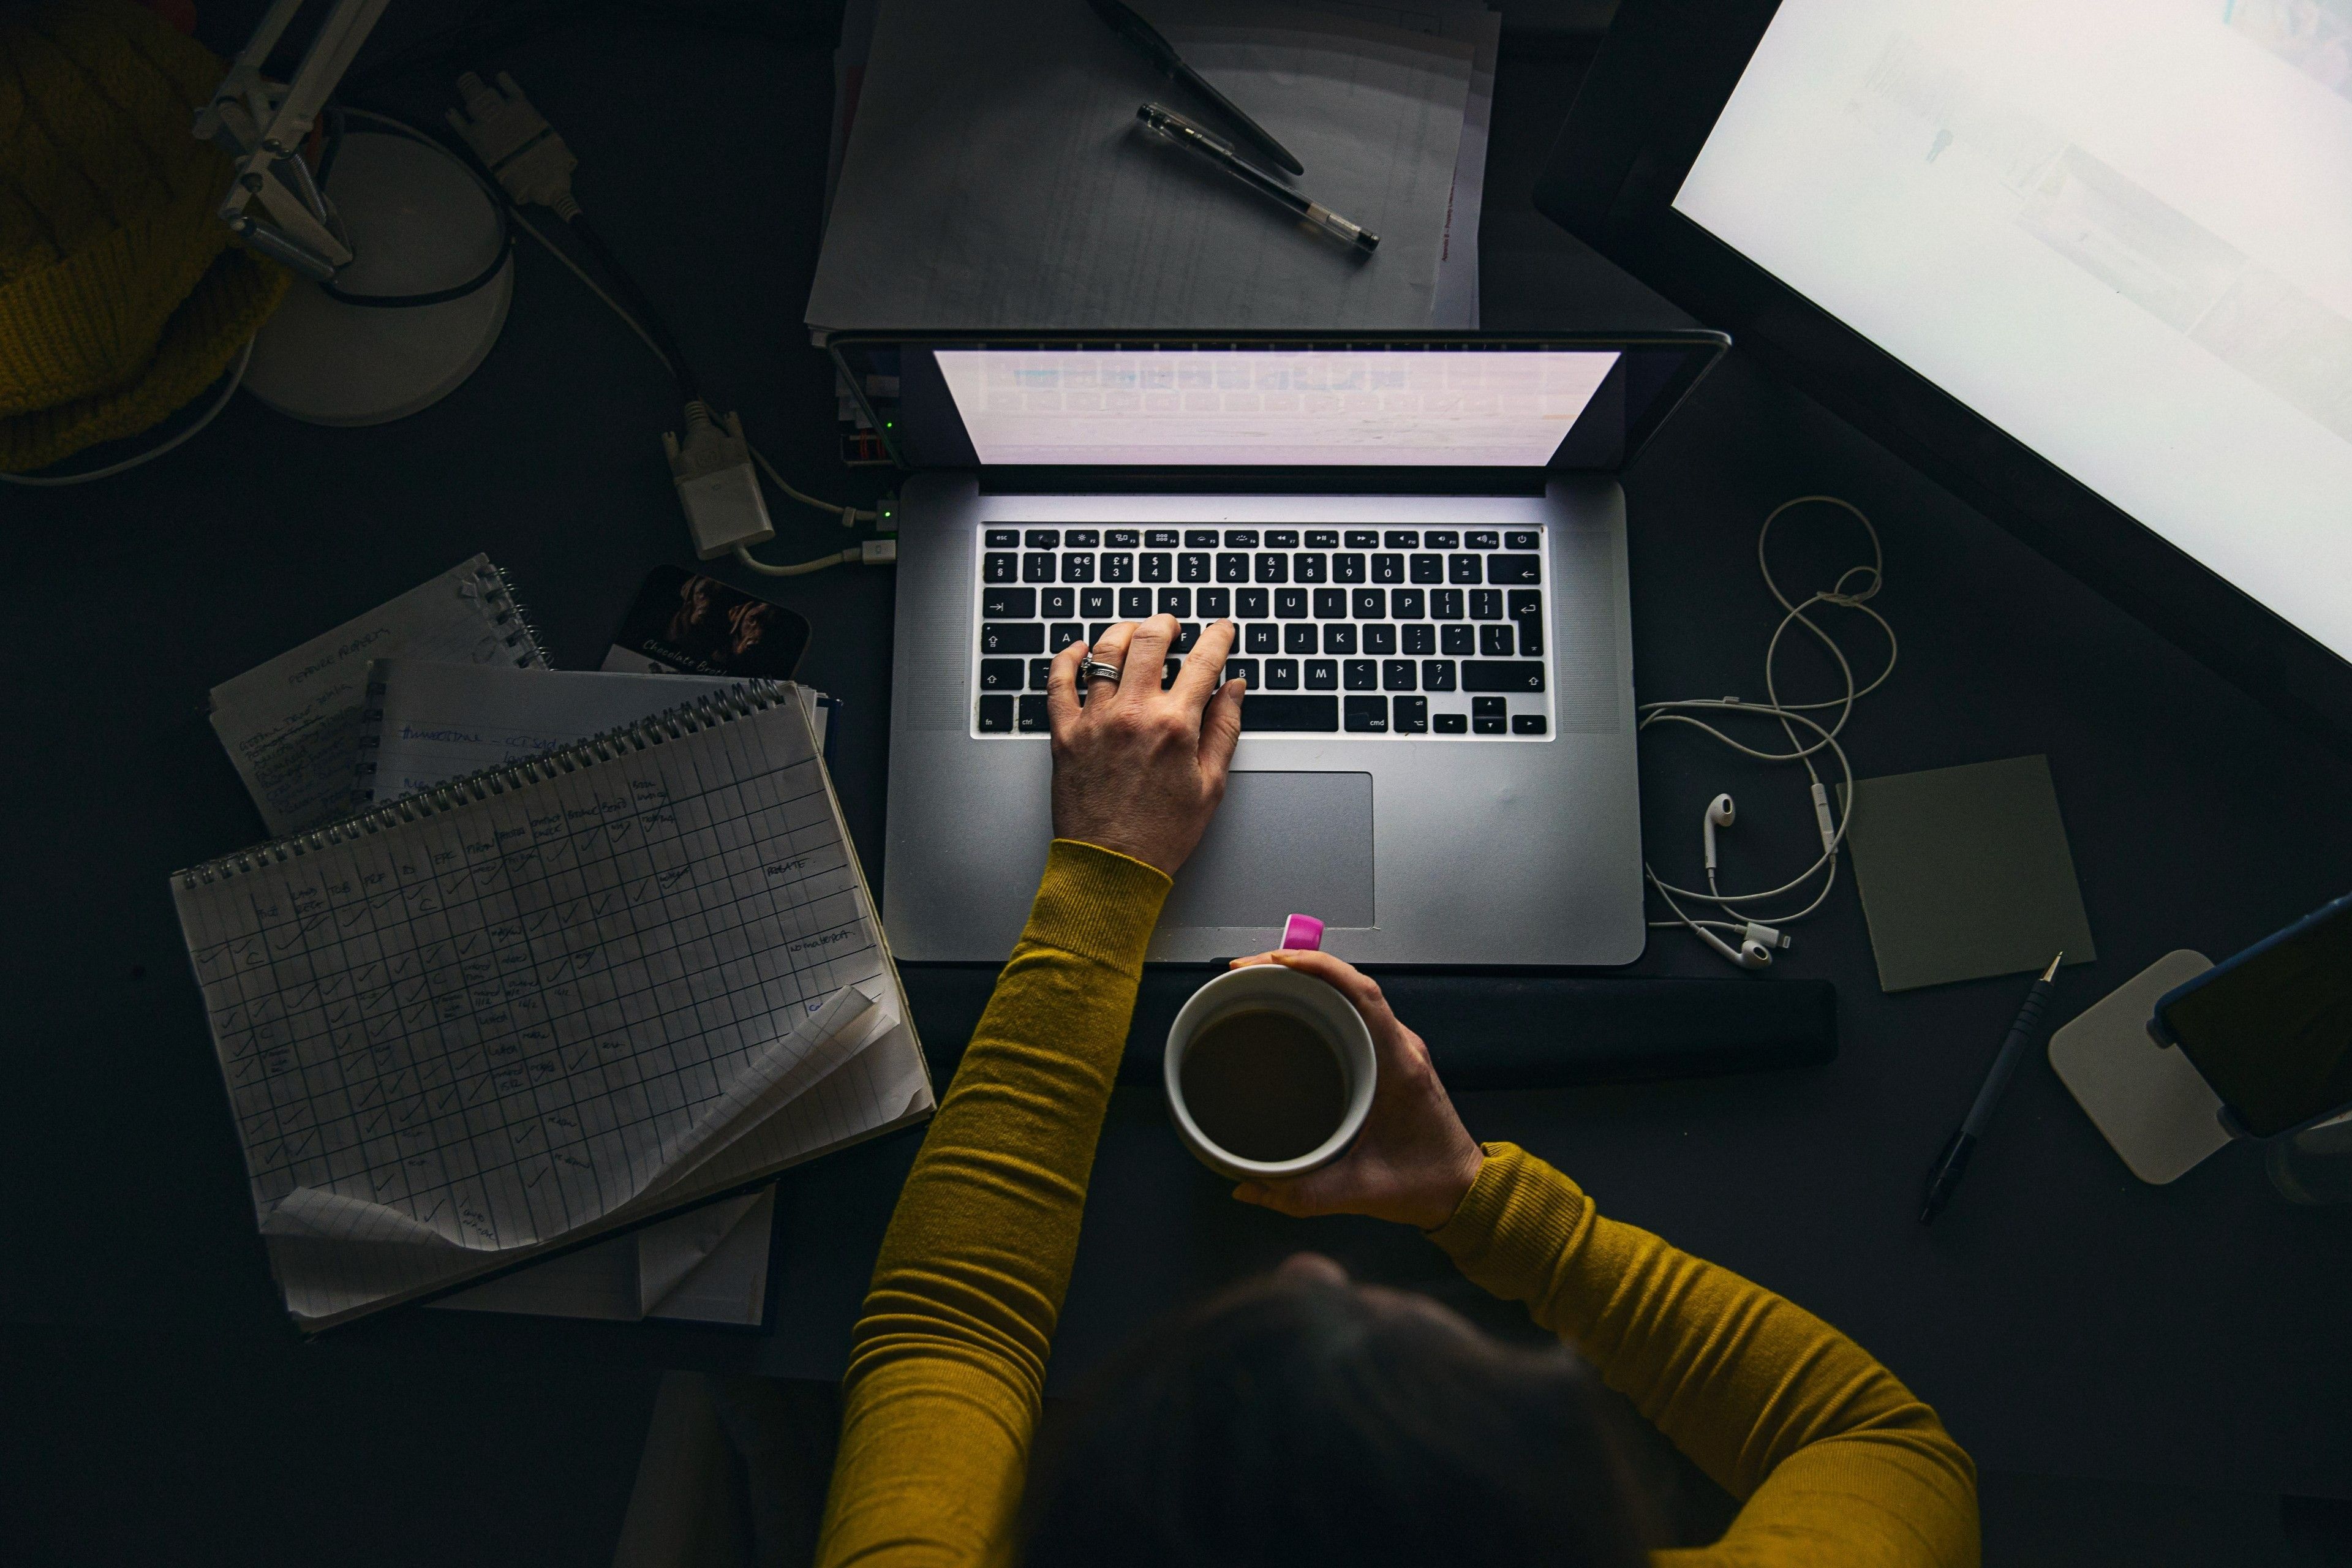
[{"xmin": 1079, "ymin": 659, "xmax": 1124, "ymax": 685}]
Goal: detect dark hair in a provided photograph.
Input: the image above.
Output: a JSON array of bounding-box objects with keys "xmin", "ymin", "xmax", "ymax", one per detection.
[{"xmin": 1022, "ymin": 1269, "xmax": 1654, "ymax": 1568}]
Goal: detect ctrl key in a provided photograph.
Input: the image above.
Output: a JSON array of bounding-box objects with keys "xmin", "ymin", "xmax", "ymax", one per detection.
[
  {"xmin": 1343, "ymin": 695, "xmax": 1389, "ymax": 733},
  {"xmin": 977, "ymin": 695, "xmax": 1014, "ymax": 733},
  {"xmin": 1017, "ymin": 695, "xmax": 1050, "ymax": 733}
]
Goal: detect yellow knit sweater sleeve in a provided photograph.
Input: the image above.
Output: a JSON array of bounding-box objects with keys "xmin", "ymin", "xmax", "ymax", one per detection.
[
  {"xmin": 1430, "ymin": 1145, "xmax": 1980, "ymax": 1568},
  {"xmin": 814, "ymin": 839, "xmax": 1170, "ymax": 1568}
]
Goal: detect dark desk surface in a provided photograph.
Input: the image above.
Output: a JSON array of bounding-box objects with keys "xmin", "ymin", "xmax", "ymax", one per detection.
[{"xmin": 8, "ymin": 9, "xmax": 2352, "ymax": 1528}]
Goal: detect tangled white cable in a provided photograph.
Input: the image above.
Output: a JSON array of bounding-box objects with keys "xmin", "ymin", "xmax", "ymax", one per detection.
[{"xmin": 1640, "ymin": 494, "xmax": 1896, "ymax": 969}]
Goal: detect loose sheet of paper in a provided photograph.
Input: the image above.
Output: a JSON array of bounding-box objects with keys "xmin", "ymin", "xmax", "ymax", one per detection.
[
  {"xmin": 807, "ymin": 0, "xmax": 1471, "ymax": 331},
  {"xmin": 209, "ymin": 556, "xmax": 545, "ymax": 836},
  {"xmin": 176, "ymin": 695, "xmax": 894, "ymax": 1263}
]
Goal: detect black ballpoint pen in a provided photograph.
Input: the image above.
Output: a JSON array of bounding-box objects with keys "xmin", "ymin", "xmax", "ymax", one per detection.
[
  {"xmin": 1921, "ymin": 954, "xmax": 2064, "ymax": 1224},
  {"xmin": 1136, "ymin": 104, "xmax": 1377, "ymax": 253},
  {"xmin": 1089, "ymin": 0, "xmax": 1306, "ymax": 176}
]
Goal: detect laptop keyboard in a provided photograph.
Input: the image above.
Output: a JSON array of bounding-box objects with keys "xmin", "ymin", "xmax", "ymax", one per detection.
[{"xmin": 971, "ymin": 526, "xmax": 1554, "ymax": 738}]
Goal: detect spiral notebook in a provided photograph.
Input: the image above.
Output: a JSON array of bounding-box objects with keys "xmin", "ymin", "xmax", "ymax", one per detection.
[{"xmin": 170, "ymin": 681, "xmax": 932, "ymax": 1331}]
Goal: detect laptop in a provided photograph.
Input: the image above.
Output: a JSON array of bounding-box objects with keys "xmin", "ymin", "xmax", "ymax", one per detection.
[{"xmin": 832, "ymin": 332, "xmax": 1727, "ymax": 965}]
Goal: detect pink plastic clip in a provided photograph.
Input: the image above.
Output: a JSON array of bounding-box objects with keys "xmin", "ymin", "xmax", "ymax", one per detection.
[{"xmin": 1279, "ymin": 913, "xmax": 1325, "ymax": 952}]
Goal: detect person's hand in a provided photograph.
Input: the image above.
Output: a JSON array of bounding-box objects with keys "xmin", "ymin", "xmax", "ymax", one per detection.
[
  {"xmin": 1046, "ymin": 614, "xmax": 1243, "ymax": 876},
  {"xmin": 1226, "ymin": 948, "xmax": 1485, "ymax": 1230}
]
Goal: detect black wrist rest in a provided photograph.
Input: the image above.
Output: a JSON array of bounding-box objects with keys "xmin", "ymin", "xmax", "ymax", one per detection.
[{"xmin": 899, "ymin": 966, "xmax": 1836, "ymax": 1090}]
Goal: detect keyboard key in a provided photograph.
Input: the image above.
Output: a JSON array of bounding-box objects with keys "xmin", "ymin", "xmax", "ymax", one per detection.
[
  {"xmin": 1323, "ymin": 624, "xmax": 1358, "ymax": 655},
  {"xmin": 1517, "ymin": 618, "xmax": 1544, "ymax": 656},
  {"xmin": 1224, "ymin": 658, "xmax": 1260, "ymax": 688},
  {"xmin": 1275, "ymin": 588, "xmax": 1308, "ymax": 618},
  {"xmin": 1505, "ymin": 530, "xmax": 1538, "ymax": 549},
  {"xmin": 1159, "ymin": 587, "xmax": 1192, "ymax": 617},
  {"xmin": 1306, "ymin": 530, "xmax": 1340, "ymax": 548},
  {"xmin": 1305, "ymin": 659, "xmax": 1338, "ymax": 690},
  {"xmin": 1197, "ymin": 587, "xmax": 1231, "ymax": 619},
  {"xmin": 1373, "ymin": 553, "xmax": 1404, "ymax": 584},
  {"xmin": 1441, "ymin": 624, "xmax": 1475, "ymax": 655},
  {"xmin": 1449, "ymin": 554, "xmax": 1482, "ymax": 584},
  {"xmin": 1088, "ymin": 622, "xmax": 1114, "ymax": 641},
  {"xmin": 984, "ymin": 553, "xmax": 1017, "ymax": 583},
  {"xmin": 1185, "ymin": 529, "xmax": 1219, "ymax": 548},
  {"xmin": 1425, "ymin": 530, "xmax": 1460, "ymax": 549},
  {"xmin": 1119, "ymin": 587, "xmax": 1152, "ymax": 618},
  {"xmin": 1017, "ymin": 695, "xmax": 1049, "ymax": 733},
  {"xmin": 1384, "ymin": 530, "xmax": 1420, "ymax": 549},
  {"xmin": 1489, "ymin": 554, "xmax": 1541, "ymax": 584},
  {"xmin": 1049, "ymin": 624, "xmax": 1084, "ymax": 652},
  {"xmin": 985, "ymin": 529, "xmax": 1020, "ymax": 548},
  {"xmin": 1141, "ymin": 552, "xmax": 1172, "ymax": 582},
  {"xmin": 1179, "ymin": 553, "xmax": 1211, "ymax": 582},
  {"xmin": 1403, "ymin": 623, "xmax": 1434, "ymax": 655},
  {"xmin": 1365, "ymin": 624, "xmax": 1397, "ymax": 655},
  {"xmin": 1474, "ymin": 714, "xmax": 1507, "ymax": 735},
  {"xmin": 1471, "ymin": 589, "xmax": 1503, "ymax": 620},
  {"xmin": 1467, "ymin": 530, "xmax": 1500, "ymax": 549},
  {"xmin": 1422, "ymin": 660, "xmax": 1458, "ymax": 692},
  {"xmin": 1246, "ymin": 624, "xmax": 1278, "ymax": 653},
  {"xmin": 1389, "ymin": 589, "xmax": 1424, "ymax": 618},
  {"xmin": 982, "ymin": 586, "xmax": 1035, "ymax": 618},
  {"xmin": 1238, "ymin": 588, "xmax": 1270, "ymax": 617},
  {"xmin": 981, "ymin": 622, "xmax": 1045, "ymax": 654},
  {"xmin": 1381, "ymin": 658, "xmax": 1415, "ymax": 691},
  {"xmin": 1480, "ymin": 624, "xmax": 1515, "ymax": 657},
  {"xmin": 1472, "ymin": 696, "xmax": 1506, "ymax": 717},
  {"xmin": 1294, "ymin": 552, "xmax": 1328, "ymax": 583},
  {"xmin": 1218, "ymin": 552, "xmax": 1251, "ymax": 583},
  {"xmin": 1267, "ymin": 530, "xmax": 1300, "ymax": 548},
  {"xmin": 1059, "ymin": 552, "xmax": 1095, "ymax": 584},
  {"xmin": 1464, "ymin": 662, "xmax": 1545, "ymax": 693},
  {"xmin": 1266, "ymin": 658, "xmax": 1300, "ymax": 690},
  {"xmin": 1343, "ymin": 659, "xmax": 1376, "ymax": 692},
  {"xmin": 1146, "ymin": 528, "xmax": 1180, "ymax": 548},
  {"xmin": 1513, "ymin": 715, "xmax": 1548, "ymax": 735},
  {"xmin": 1030, "ymin": 658, "xmax": 1054, "ymax": 691},
  {"xmin": 1431, "ymin": 589, "xmax": 1464, "ymax": 619},
  {"xmin": 1163, "ymin": 658, "xmax": 1182, "ymax": 688},
  {"xmin": 1042, "ymin": 587, "xmax": 1074, "ymax": 617},
  {"xmin": 978, "ymin": 694, "xmax": 1014, "ymax": 731},
  {"xmin": 1250, "ymin": 552, "xmax": 1285, "ymax": 583},
  {"xmin": 1106, "ymin": 529, "xmax": 1139, "ymax": 548},
  {"xmin": 1353, "ymin": 589, "xmax": 1386, "ymax": 619},
  {"xmin": 1064, "ymin": 529, "xmax": 1099, "ymax": 548},
  {"xmin": 1239, "ymin": 693, "xmax": 1337, "ymax": 731},
  {"xmin": 1284, "ymin": 624, "xmax": 1317, "ymax": 654},
  {"xmin": 1394, "ymin": 695, "xmax": 1429, "ymax": 732},
  {"xmin": 1174, "ymin": 622, "xmax": 1202, "ymax": 652},
  {"xmin": 1410, "ymin": 554, "xmax": 1444, "ymax": 584},
  {"xmin": 1224, "ymin": 529, "xmax": 1259, "ymax": 548},
  {"xmin": 1434, "ymin": 712, "xmax": 1468, "ymax": 733},
  {"xmin": 1308, "ymin": 588, "xmax": 1343, "ymax": 619},
  {"xmin": 1101, "ymin": 552, "xmax": 1134, "ymax": 582},
  {"xmin": 1022, "ymin": 552, "xmax": 1056, "ymax": 584},
  {"xmin": 1334, "ymin": 553, "xmax": 1366, "ymax": 584},
  {"xmin": 1508, "ymin": 589, "xmax": 1540, "ymax": 621},
  {"xmin": 1343, "ymin": 695, "xmax": 1389, "ymax": 732},
  {"xmin": 1344, "ymin": 529, "xmax": 1379, "ymax": 548},
  {"xmin": 979, "ymin": 660, "xmax": 1024, "ymax": 692},
  {"xmin": 1025, "ymin": 529, "xmax": 1060, "ymax": 548},
  {"xmin": 1082, "ymin": 587, "xmax": 1113, "ymax": 617}
]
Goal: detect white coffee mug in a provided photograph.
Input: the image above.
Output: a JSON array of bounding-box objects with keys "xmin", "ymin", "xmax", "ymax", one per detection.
[{"xmin": 1164, "ymin": 917, "xmax": 1377, "ymax": 1182}]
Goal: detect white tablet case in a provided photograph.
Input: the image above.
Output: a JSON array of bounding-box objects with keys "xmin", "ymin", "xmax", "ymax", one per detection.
[{"xmin": 2048, "ymin": 949, "xmax": 2231, "ymax": 1184}]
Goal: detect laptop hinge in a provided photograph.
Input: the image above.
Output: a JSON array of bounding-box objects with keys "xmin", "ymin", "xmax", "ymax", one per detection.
[{"xmin": 971, "ymin": 466, "xmax": 1551, "ymax": 498}]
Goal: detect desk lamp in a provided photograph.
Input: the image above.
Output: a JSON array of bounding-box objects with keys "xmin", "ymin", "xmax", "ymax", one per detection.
[{"xmin": 195, "ymin": 0, "xmax": 511, "ymax": 425}]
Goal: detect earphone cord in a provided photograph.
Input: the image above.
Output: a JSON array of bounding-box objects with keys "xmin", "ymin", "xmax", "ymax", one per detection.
[{"xmin": 1640, "ymin": 495, "xmax": 1897, "ymax": 946}]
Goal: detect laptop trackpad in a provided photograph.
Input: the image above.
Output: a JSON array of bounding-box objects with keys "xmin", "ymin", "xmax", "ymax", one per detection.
[{"xmin": 1161, "ymin": 772, "xmax": 1374, "ymax": 932}]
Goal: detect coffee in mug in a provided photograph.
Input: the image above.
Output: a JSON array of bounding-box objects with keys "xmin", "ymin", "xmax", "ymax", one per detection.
[{"xmin": 1164, "ymin": 957, "xmax": 1376, "ymax": 1182}]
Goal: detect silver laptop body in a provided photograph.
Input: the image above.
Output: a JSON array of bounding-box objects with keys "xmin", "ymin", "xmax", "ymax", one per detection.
[{"xmin": 851, "ymin": 334, "xmax": 1725, "ymax": 966}]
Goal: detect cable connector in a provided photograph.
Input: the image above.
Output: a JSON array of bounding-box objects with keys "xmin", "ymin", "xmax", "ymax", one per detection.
[
  {"xmin": 666, "ymin": 403, "xmax": 775, "ymax": 559},
  {"xmin": 1743, "ymin": 922, "xmax": 1793, "ymax": 953},
  {"xmin": 448, "ymin": 71, "xmax": 579, "ymax": 217},
  {"xmin": 861, "ymin": 536, "xmax": 898, "ymax": 565}
]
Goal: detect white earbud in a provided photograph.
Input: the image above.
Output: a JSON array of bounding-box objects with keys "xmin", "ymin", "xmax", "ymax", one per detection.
[
  {"xmin": 1702, "ymin": 793, "xmax": 1737, "ymax": 872},
  {"xmin": 1694, "ymin": 924, "xmax": 1774, "ymax": 970}
]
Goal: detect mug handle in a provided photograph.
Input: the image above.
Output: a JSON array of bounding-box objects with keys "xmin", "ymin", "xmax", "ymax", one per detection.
[{"xmin": 1280, "ymin": 913, "xmax": 1325, "ymax": 952}]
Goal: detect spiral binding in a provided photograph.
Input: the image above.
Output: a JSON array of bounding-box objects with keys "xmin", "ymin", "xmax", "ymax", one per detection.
[
  {"xmin": 476, "ymin": 561, "xmax": 547, "ymax": 669},
  {"xmin": 177, "ymin": 679, "xmax": 794, "ymax": 887}
]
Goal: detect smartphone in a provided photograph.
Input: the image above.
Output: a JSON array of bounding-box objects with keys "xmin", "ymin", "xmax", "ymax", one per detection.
[
  {"xmin": 2150, "ymin": 891, "xmax": 2352, "ymax": 1137},
  {"xmin": 605, "ymin": 566, "xmax": 812, "ymax": 680}
]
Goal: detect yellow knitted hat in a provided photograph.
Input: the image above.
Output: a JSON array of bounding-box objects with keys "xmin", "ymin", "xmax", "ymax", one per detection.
[{"xmin": 1, "ymin": 0, "xmax": 290, "ymax": 472}]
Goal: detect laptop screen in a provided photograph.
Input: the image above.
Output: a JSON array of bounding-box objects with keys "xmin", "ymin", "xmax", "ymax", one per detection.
[
  {"xmin": 825, "ymin": 334, "xmax": 1728, "ymax": 475},
  {"xmin": 931, "ymin": 347, "xmax": 1620, "ymax": 467}
]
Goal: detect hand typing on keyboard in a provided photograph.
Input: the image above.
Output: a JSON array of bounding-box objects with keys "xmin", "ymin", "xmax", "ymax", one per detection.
[{"xmin": 1046, "ymin": 614, "xmax": 1242, "ymax": 876}]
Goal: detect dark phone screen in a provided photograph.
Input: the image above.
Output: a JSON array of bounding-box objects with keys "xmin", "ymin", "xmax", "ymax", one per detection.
[{"xmin": 2166, "ymin": 903, "xmax": 2352, "ymax": 1137}]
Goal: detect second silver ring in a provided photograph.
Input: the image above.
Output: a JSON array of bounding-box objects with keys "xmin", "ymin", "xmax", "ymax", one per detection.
[{"xmin": 1079, "ymin": 659, "xmax": 1125, "ymax": 685}]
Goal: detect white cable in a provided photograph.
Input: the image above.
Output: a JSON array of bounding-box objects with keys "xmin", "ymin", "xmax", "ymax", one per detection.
[
  {"xmin": 1640, "ymin": 496, "xmax": 1896, "ymax": 949},
  {"xmin": 1, "ymin": 337, "xmax": 255, "ymax": 487},
  {"xmin": 733, "ymin": 542, "xmax": 858, "ymax": 577}
]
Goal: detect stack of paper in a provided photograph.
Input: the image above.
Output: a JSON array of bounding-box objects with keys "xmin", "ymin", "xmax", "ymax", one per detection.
[{"xmin": 811, "ymin": 0, "xmax": 1498, "ymax": 333}]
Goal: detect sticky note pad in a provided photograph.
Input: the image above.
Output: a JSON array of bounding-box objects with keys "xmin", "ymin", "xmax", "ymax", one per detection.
[{"xmin": 1839, "ymin": 755, "xmax": 2096, "ymax": 993}]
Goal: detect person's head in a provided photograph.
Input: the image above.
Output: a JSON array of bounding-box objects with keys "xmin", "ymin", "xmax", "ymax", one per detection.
[{"xmin": 1022, "ymin": 1252, "xmax": 1654, "ymax": 1568}]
